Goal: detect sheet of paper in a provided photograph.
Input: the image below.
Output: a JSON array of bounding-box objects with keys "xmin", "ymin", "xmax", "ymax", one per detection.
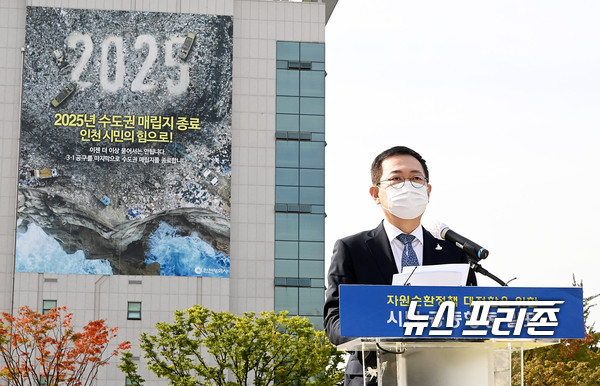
[{"xmin": 392, "ymin": 263, "xmax": 470, "ymax": 286}]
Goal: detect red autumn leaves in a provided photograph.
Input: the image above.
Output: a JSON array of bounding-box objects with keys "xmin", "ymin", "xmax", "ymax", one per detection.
[{"xmin": 0, "ymin": 306, "xmax": 130, "ymax": 386}]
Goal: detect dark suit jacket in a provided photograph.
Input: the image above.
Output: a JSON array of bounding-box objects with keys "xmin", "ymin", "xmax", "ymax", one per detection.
[{"xmin": 323, "ymin": 221, "xmax": 476, "ymax": 384}]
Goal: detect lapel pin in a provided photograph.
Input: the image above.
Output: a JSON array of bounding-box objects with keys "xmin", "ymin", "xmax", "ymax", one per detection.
[{"xmin": 435, "ymin": 244, "xmax": 442, "ymax": 251}]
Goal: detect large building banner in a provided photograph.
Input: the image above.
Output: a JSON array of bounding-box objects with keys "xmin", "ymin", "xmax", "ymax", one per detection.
[{"xmin": 16, "ymin": 7, "xmax": 232, "ymax": 277}]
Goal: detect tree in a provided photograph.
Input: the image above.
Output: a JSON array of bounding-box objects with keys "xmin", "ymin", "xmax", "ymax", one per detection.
[
  {"xmin": 0, "ymin": 306, "xmax": 130, "ymax": 386},
  {"xmin": 119, "ymin": 305, "xmax": 344, "ymax": 385},
  {"xmin": 511, "ymin": 276, "xmax": 600, "ymax": 385}
]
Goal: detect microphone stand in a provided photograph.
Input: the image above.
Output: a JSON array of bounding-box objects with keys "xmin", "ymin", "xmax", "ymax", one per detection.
[{"xmin": 467, "ymin": 257, "xmax": 508, "ymax": 287}]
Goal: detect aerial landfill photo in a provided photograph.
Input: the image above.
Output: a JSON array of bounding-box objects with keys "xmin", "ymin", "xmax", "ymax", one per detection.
[{"xmin": 17, "ymin": 7, "xmax": 233, "ymax": 277}]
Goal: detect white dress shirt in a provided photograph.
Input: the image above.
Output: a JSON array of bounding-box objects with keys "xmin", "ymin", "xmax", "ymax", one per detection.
[{"xmin": 383, "ymin": 220, "xmax": 424, "ymax": 273}]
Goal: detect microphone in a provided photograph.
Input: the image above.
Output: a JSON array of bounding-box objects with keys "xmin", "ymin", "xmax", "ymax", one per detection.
[{"xmin": 428, "ymin": 220, "xmax": 489, "ymax": 260}]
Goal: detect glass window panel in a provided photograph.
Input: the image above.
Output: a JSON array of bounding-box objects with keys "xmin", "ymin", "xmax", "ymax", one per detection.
[
  {"xmin": 299, "ymin": 204, "xmax": 311, "ymax": 213},
  {"xmin": 311, "ymin": 205, "xmax": 325, "ymax": 214},
  {"xmin": 277, "ymin": 69, "xmax": 299, "ymax": 96},
  {"xmin": 299, "ymin": 187, "xmax": 324, "ymax": 205},
  {"xmin": 300, "ymin": 71, "xmax": 325, "ymax": 97},
  {"xmin": 276, "ymin": 186, "xmax": 298, "ymax": 204},
  {"xmin": 299, "ymin": 214, "xmax": 324, "ymax": 241},
  {"xmin": 277, "ymin": 41, "xmax": 300, "ymax": 61},
  {"xmin": 299, "ymin": 169, "xmax": 324, "ymax": 186},
  {"xmin": 300, "ymin": 115, "xmax": 324, "ymax": 133},
  {"xmin": 275, "ymin": 241, "xmax": 298, "ymax": 259},
  {"xmin": 299, "ymin": 241, "xmax": 324, "ymax": 260},
  {"xmin": 299, "ymin": 142, "xmax": 325, "ymax": 169},
  {"xmin": 276, "ymin": 114, "xmax": 299, "ymax": 131},
  {"xmin": 299, "ymin": 288, "xmax": 324, "ymax": 316},
  {"xmin": 298, "ymin": 278, "xmax": 311, "ymax": 287},
  {"xmin": 275, "ymin": 287, "xmax": 298, "ymax": 314},
  {"xmin": 299, "ymin": 260, "xmax": 324, "ymax": 278},
  {"xmin": 277, "ymin": 96, "xmax": 299, "ymax": 114},
  {"xmin": 276, "ymin": 259, "xmax": 299, "ymax": 277},
  {"xmin": 276, "ymin": 168, "xmax": 299, "ymax": 185},
  {"xmin": 127, "ymin": 302, "xmax": 142, "ymax": 320},
  {"xmin": 43, "ymin": 300, "xmax": 57, "ymax": 314},
  {"xmin": 306, "ymin": 316, "xmax": 324, "ymax": 329},
  {"xmin": 300, "ymin": 97, "xmax": 324, "ymax": 115},
  {"xmin": 312, "ymin": 62, "xmax": 325, "ymax": 71},
  {"xmin": 311, "ymin": 279, "xmax": 325, "ymax": 288},
  {"xmin": 275, "ymin": 213, "xmax": 298, "ymax": 240},
  {"xmin": 300, "ymin": 42, "xmax": 325, "ymax": 62},
  {"xmin": 276, "ymin": 141, "xmax": 299, "ymax": 167}
]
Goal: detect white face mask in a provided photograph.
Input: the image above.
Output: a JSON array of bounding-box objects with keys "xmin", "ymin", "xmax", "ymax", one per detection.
[{"xmin": 382, "ymin": 183, "xmax": 429, "ymax": 220}]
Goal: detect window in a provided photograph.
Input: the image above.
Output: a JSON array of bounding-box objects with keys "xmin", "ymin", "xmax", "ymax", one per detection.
[
  {"xmin": 276, "ymin": 96, "xmax": 299, "ymax": 114},
  {"xmin": 275, "ymin": 259, "xmax": 299, "ymax": 277},
  {"xmin": 42, "ymin": 300, "xmax": 57, "ymax": 314},
  {"xmin": 299, "ymin": 241, "xmax": 324, "ymax": 260},
  {"xmin": 299, "ymin": 97, "xmax": 324, "ymax": 115},
  {"xmin": 312, "ymin": 62, "xmax": 325, "ymax": 71},
  {"xmin": 299, "ymin": 169, "xmax": 324, "ymax": 187},
  {"xmin": 276, "ymin": 41, "xmax": 300, "ymax": 61},
  {"xmin": 276, "ymin": 168, "xmax": 299, "ymax": 186},
  {"xmin": 275, "ymin": 186, "xmax": 299, "ymax": 204},
  {"xmin": 275, "ymin": 41, "xmax": 326, "ymax": 329},
  {"xmin": 288, "ymin": 61, "xmax": 312, "ymax": 70},
  {"xmin": 299, "ymin": 288, "xmax": 325, "ymax": 315},
  {"xmin": 275, "ymin": 141, "xmax": 299, "ymax": 167},
  {"xmin": 275, "ymin": 287, "xmax": 298, "ymax": 314},
  {"xmin": 299, "ymin": 214, "xmax": 324, "ymax": 241},
  {"xmin": 275, "ymin": 213, "xmax": 298, "ymax": 240},
  {"xmin": 310, "ymin": 205, "xmax": 325, "ymax": 214},
  {"xmin": 276, "ymin": 114, "xmax": 299, "ymax": 131},
  {"xmin": 299, "ymin": 115, "xmax": 324, "ymax": 133},
  {"xmin": 299, "ymin": 142, "xmax": 325, "ymax": 169},
  {"xmin": 276, "ymin": 241, "xmax": 298, "ymax": 260},
  {"xmin": 299, "ymin": 260, "xmax": 324, "ymax": 278},
  {"xmin": 274, "ymin": 278, "xmax": 311, "ymax": 287},
  {"xmin": 299, "ymin": 187, "xmax": 324, "ymax": 205},
  {"xmin": 300, "ymin": 71, "xmax": 325, "ymax": 97},
  {"xmin": 276, "ymin": 69, "xmax": 299, "ymax": 96},
  {"xmin": 127, "ymin": 302, "xmax": 142, "ymax": 320},
  {"xmin": 300, "ymin": 42, "xmax": 325, "ymax": 62}
]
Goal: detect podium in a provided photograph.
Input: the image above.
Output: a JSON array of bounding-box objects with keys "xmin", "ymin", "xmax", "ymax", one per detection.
[
  {"xmin": 338, "ymin": 285, "xmax": 585, "ymax": 386},
  {"xmin": 338, "ymin": 337, "xmax": 558, "ymax": 385}
]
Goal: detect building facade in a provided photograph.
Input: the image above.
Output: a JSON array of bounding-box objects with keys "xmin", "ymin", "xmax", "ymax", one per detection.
[{"xmin": 0, "ymin": 0, "xmax": 337, "ymax": 383}]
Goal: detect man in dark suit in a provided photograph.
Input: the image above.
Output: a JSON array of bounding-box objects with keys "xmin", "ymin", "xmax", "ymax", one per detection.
[{"xmin": 323, "ymin": 146, "xmax": 476, "ymax": 385}]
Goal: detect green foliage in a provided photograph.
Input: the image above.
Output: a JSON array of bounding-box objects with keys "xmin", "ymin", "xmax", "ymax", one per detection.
[
  {"xmin": 119, "ymin": 305, "xmax": 344, "ymax": 385},
  {"xmin": 511, "ymin": 275, "xmax": 600, "ymax": 385},
  {"xmin": 120, "ymin": 352, "xmax": 145, "ymax": 386}
]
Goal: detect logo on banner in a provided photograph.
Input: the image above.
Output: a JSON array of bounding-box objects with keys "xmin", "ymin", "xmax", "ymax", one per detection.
[{"xmin": 387, "ymin": 300, "xmax": 563, "ymax": 337}]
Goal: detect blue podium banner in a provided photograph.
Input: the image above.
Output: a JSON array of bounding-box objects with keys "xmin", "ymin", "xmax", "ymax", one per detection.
[{"xmin": 340, "ymin": 285, "xmax": 585, "ymax": 339}]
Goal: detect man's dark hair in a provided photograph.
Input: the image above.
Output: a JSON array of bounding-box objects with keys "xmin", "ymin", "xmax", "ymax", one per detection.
[{"xmin": 370, "ymin": 146, "xmax": 429, "ymax": 185}]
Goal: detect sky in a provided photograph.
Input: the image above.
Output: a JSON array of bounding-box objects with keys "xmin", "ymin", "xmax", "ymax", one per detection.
[{"xmin": 324, "ymin": 1, "xmax": 600, "ymax": 327}]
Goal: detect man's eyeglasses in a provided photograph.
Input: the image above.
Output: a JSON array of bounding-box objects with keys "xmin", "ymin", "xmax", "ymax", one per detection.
[{"xmin": 376, "ymin": 176, "xmax": 428, "ymax": 189}]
